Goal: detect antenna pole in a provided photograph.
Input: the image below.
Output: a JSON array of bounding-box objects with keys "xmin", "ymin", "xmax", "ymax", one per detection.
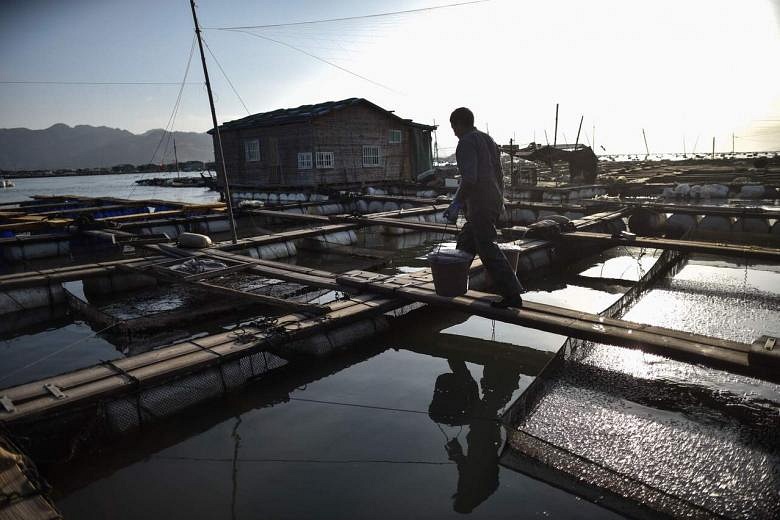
[
  {"xmin": 190, "ymin": 0, "xmax": 238, "ymax": 244},
  {"xmin": 574, "ymin": 115, "xmax": 583, "ymax": 151}
]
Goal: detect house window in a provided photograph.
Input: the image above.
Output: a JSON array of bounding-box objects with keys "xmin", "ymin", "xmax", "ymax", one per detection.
[
  {"xmin": 363, "ymin": 146, "xmax": 381, "ymax": 167},
  {"xmin": 389, "ymin": 130, "xmax": 402, "ymax": 144},
  {"xmin": 315, "ymin": 151, "xmax": 334, "ymax": 169},
  {"xmin": 298, "ymin": 152, "xmax": 312, "ymax": 170},
  {"xmin": 244, "ymin": 139, "xmax": 260, "ymax": 162}
]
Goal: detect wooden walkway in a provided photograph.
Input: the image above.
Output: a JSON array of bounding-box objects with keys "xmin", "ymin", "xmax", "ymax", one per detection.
[
  {"xmin": 335, "ymin": 269, "xmax": 777, "ymax": 378},
  {"xmin": 0, "ymin": 195, "xmax": 224, "ymax": 233},
  {"xmin": 0, "ymin": 436, "xmax": 60, "ymax": 519}
]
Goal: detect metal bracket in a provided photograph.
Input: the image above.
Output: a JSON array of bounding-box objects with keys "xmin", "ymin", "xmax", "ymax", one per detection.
[
  {"xmin": 43, "ymin": 383, "xmax": 67, "ymax": 400},
  {"xmin": 0, "ymin": 395, "xmax": 15, "ymax": 413},
  {"xmin": 763, "ymin": 337, "xmax": 776, "ymax": 351}
]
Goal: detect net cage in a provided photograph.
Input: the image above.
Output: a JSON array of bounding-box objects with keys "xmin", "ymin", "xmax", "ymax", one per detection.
[
  {"xmin": 5, "ymin": 343, "xmax": 288, "ymax": 463},
  {"xmin": 499, "ymin": 230, "xmax": 780, "ymax": 519}
]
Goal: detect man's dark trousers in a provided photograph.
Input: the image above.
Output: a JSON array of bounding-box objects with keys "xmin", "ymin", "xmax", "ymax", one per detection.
[{"xmin": 455, "ymin": 207, "xmax": 524, "ymax": 298}]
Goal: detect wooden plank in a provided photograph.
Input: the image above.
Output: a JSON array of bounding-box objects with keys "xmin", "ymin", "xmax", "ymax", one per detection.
[
  {"xmin": 182, "ymin": 262, "xmax": 257, "ymax": 282},
  {"xmin": 341, "ymin": 268, "xmax": 748, "ymax": 354},
  {"xmin": 0, "ymin": 256, "xmax": 170, "ymax": 291},
  {"xmin": 245, "ymin": 206, "xmax": 451, "ymax": 233},
  {"xmin": 562, "ymin": 231, "xmax": 780, "ymax": 261},
  {"xmin": 0, "ymin": 438, "xmax": 61, "ymax": 520},
  {"xmin": 216, "ymin": 223, "xmax": 362, "ymax": 251},
  {"xmin": 191, "ymin": 280, "xmax": 326, "ymax": 315},
  {"xmin": 335, "ymin": 271, "xmax": 758, "ymax": 375},
  {"xmin": 0, "ymin": 495, "xmax": 61, "ymax": 520},
  {"xmin": 244, "ymin": 209, "xmax": 331, "ymax": 223}
]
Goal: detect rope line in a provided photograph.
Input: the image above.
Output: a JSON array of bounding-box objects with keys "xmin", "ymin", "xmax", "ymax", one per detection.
[
  {"xmin": 202, "ymin": 37, "xmax": 251, "ymax": 116},
  {"xmin": 206, "ymin": 0, "xmax": 491, "ymax": 30},
  {"xmin": 126, "ymin": 34, "xmax": 198, "ymax": 199},
  {"xmin": 153, "ymin": 454, "xmax": 455, "ymax": 465},
  {"xmin": 224, "ymin": 29, "xmax": 401, "ymax": 94},
  {"xmin": 0, "ymin": 322, "xmax": 119, "ymax": 385},
  {"xmin": 0, "ymin": 81, "xmax": 201, "ymax": 86}
]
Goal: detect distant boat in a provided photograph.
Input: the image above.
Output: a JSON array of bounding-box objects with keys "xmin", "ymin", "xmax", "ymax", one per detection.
[{"xmin": 0, "ymin": 177, "xmax": 15, "ymax": 188}]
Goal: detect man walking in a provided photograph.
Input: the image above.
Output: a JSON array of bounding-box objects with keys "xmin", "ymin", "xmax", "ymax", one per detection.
[{"xmin": 444, "ymin": 107, "xmax": 524, "ymax": 308}]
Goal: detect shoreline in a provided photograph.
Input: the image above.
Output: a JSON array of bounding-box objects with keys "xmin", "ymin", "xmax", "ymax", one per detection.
[{"xmin": 0, "ymin": 169, "xmax": 214, "ymax": 180}]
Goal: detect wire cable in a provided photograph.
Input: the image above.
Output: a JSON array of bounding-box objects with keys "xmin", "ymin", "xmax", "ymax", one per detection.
[
  {"xmin": 0, "ymin": 81, "xmax": 201, "ymax": 86},
  {"xmin": 226, "ymin": 29, "xmax": 401, "ymax": 94},
  {"xmin": 127, "ymin": 35, "xmax": 198, "ymax": 199},
  {"xmin": 202, "ymin": 38, "xmax": 251, "ymax": 116},
  {"xmin": 206, "ymin": 0, "xmax": 491, "ymax": 30},
  {"xmin": 0, "ymin": 322, "xmax": 119, "ymax": 385}
]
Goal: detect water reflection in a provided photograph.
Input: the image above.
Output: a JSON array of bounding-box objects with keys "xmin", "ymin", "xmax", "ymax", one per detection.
[{"xmin": 429, "ymin": 359, "xmax": 520, "ymax": 514}]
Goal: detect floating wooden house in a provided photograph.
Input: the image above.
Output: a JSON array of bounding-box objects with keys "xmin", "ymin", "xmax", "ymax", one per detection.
[{"xmin": 211, "ymin": 98, "xmax": 436, "ymax": 190}]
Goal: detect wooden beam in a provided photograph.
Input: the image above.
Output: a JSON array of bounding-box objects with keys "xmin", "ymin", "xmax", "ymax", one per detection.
[{"xmin": 561, "ymin": 231, "xmax": 780, "ymax": 261}]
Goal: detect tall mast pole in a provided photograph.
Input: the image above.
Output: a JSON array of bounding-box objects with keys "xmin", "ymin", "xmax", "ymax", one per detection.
[
  {"xmin": 173, "ymin": 136, "xmax": 180, "ymax": 179},
  {"xmin": 190, "ymin": 0, "xmax": 238, "ymax": 244}
]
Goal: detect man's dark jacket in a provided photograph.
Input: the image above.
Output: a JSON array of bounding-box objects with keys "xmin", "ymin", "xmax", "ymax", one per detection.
[{"xmin": 454, "ymin": 129, "xmax": 503, "ymax": 218}]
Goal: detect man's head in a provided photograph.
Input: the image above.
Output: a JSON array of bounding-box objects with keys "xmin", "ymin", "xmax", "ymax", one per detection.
[{"xmin": 450, "ymin": 107, "xmax": 474, "ymax": 138}]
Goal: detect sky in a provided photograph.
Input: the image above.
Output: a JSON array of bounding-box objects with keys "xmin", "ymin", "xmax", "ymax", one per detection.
[{"xmin": 2, "ymin": 0, "xmax": 780, "ymax": 155}]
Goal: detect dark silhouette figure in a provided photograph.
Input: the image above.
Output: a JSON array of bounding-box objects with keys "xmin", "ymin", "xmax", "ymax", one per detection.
[
  {"xmin": 526, "ymin": 145, "xmax": 599, "ymax": 184},
  {"xmin": 449, "ymin": 107, "xmax": 524, "ymax": 309},
  {"xmin": 429, "ymin": 359, "xmax": 521, "ymax": 514}
]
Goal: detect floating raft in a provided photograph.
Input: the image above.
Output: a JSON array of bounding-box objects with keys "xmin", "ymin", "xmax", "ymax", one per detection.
[{"xmin": 2, "ymin": 254, "xmax": 777, "ymax": 429}]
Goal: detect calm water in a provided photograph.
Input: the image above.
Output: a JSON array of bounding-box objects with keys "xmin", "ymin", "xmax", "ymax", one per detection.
[
  {"xmin": 48, "ymin": 307, "xmax": 623, "ymax": 520},
  {"xmin": 0, "ymin": 171, "xmax": 219, "ymax": 205},
  {"xmin": 2, "ymin": 175, "xmax": 779, "ymax": 518}
]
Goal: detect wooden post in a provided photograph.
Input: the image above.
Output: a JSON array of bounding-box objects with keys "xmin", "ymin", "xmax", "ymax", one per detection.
[
  {"xmin": 509, "ymin": 138, "xmax": 515, "ymax": 186},
  {"xmin": 574, "ymin": 115, "xmax": 583, "ymax": 151},
  {"xmin": 732, "ymin": 133, "xmax": 735, "ymax": 154},
  {"xmin": 642, "ymin": 128, "xmax": 650, "ymax": 157},
  {"xmin": 553, "ymin": 104, "xmax": 559, "ymax": 148},
  {"xmin": 190, "ymin": 0, "xmax": 238, "ymax": 244},
  {"xmin": 712, "ymin": 137, "xmax": 715, "ymax": 159}
]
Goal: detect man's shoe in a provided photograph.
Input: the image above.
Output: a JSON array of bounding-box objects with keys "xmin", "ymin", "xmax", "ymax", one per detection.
[{"xmin": 491, "ymin": 294, "xmax": 523, "ymax": 309}]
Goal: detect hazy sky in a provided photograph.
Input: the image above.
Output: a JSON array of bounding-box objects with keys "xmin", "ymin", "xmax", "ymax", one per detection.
[{"xmin": 2, "ymin": 0, "xmax": 779, "ymax": 154}]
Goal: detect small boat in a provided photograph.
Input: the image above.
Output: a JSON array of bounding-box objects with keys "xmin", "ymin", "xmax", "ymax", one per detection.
[{"xmin": 0, "ymin": 177, "xmax": 15, "ymax": 188}]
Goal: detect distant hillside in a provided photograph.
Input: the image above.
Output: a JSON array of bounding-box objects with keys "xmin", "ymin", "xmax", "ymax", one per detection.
[{"xmin": 0, "ymin": 124, "xmax": 214, "ymax": 170}]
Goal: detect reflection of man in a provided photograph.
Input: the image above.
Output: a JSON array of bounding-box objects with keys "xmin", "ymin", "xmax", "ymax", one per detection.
[
  {"xmin": 446, "ymin": 107, "xmax": 524, "ymax": 309},
  {"xmin": 429, "ymin": 359, "xmax": 520, "ymax": 514}
]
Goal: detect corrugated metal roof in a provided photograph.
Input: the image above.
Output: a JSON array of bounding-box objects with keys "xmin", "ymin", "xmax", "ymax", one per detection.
[{"xmin": 215, "ymin": 98, "xmax": 436, "ymax": 132}]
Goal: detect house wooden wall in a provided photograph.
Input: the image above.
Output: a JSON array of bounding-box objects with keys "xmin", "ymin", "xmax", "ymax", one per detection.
[
  {"xmin": 214, "ymin": 104, "xmax": 418, "ymax": 189},
  {"xmin": 310, "ymin": 104, "xmax": 412, "ymax": 186},
  {"xmin": 214, "ymin": 121, "xmax": 313, "ymax": 188}
]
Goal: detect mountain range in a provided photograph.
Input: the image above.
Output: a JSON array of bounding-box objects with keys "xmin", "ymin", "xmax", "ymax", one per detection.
[{"xmin": 0, "ymin": 124, "xmax": 214, "ymax": 170}]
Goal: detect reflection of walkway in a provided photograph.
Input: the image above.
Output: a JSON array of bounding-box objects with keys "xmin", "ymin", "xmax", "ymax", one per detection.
[{"xmin": 429, "ymin": 359, "xmax": 520, "ymax": 513}]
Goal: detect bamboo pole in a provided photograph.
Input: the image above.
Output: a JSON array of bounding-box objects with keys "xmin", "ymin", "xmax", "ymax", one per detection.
[
  {"xmin": 574, "ymin": 115, "xmax": 583, "ymax": 151},
  {"xmin": 189, "ymin": 0, "xmax": 238, "ymax": 244}
]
